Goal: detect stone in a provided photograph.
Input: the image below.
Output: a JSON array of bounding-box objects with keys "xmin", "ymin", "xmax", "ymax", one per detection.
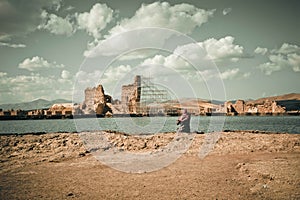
[{"xmin": 80, "ymin": 84, "xmax": 113, "ymax": 115}]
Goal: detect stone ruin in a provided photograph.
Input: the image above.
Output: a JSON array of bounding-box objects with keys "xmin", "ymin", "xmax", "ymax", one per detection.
[
  {"xmin": 121, "ymin": 75, "xmax": 141, "ymax": 113},
  {"xmin": 74, "ymin": 85, "xmax": 113, "ymax": 116},
  {"xmin": 225, "ymin": 99, "xmax": 286, "ymax": 115}
]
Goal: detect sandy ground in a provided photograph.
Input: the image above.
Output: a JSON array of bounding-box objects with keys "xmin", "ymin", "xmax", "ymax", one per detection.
[{"xmin": 0, "ymin": 130, "xmax": 300, "ymax": 199}]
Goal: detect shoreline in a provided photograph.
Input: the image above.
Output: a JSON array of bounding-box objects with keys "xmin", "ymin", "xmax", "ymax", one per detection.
[
  {"xmin": 1, "ymin": 130, "xmax": 299, "ymax": 199},
  {"xmin": 0, "ymin": 129, "xmax": 298, "ymax": 136},
  {"xmin": 0, "ymin": 111, "xmax": 299, "ymax": 121}
]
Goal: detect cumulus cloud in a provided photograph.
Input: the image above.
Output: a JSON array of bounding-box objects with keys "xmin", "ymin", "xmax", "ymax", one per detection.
[
  {"xmin": 272, "ymin": 43, "xmax": 300, "ymax": 54},
  {"xmin": 197, "ymin": 68, "xmax": 250, "ymax": 81},
  {"xmin": 220, "ymin": 68, "xmax": 250, "ymax": 80},
  {"xmin": 18, "ymin": 56, "xmax": 64, "ymax": 71},
  {"xmin": 118, "ymin": 49, "xmax": 159, "ymax": 61},
  {"xmin": 74, "ymin": 70, "xmax": 103, "ymax": 89},
  {"xmin": 259, "ymin": 62, "xmax": 281, "ymax": 75},
  {"xmin": 102, "ymin": 65, "xmax": 132, "ymax": 81},
  {"xmin": 222, "ymin": 8, "xmax": 232, "ymax": 15},
  {"xmin": 0, "ymin": 42, "xmax": 26, "ymax": 48},
  {"xmin": 0, "ymin": 0, "xmax": 64, "ymax": 39},
  {"xmin": 38, "ymin": 10, "xmax": 74, "ymax": 36},
  {"xmin": 76, "ymin": 3, "xmax": 114, "ymax": 39},
  {"xmin": 258, "ymin": 43, "xmax": 300, "ymax": 75},
  {"xmin": 220, "ymin": 68, "xmax": 239, "ymax": 79},
  {"xmin": 84, "ymin": 2, "xmax": 215, "ymax": 57},
  {"xmin": 109, "ymin": 2, "xmax": 214, "ymax": 36},
  {"xmin": 254, "ymin": 47, "xmax": 268, "ymax": 55},
  {"xmin": 0, "ymin": 72, "xmax": 73, "ymax": 103},
  {"xmin": 140, "ymin": 36, "xmax": 248, "ymax": 74},
  {"xmin": 198, "ymin": 36, "xmax": 246, "ymax": 61},
  {"xmin": 36, "ymin": 3, "xmax": 114, "ymax": 38},
  {"xmin": 61, "ymin": 70, "xmax": 71, "ymax": 79},
  {"xmin": 138, "ymin": 37, "xmax": 251, "ymax": 82},
  {"xmin": 141, "ymin": 54, "xmax": 191, "ymax": 71}
]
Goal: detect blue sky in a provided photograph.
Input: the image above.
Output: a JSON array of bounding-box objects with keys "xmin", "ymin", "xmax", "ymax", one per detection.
[{"xmin": 0, "ymin": 0, "xmax": 299, "ymax": 103}]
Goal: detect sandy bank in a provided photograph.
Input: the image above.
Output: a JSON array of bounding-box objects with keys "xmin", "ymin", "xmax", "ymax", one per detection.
[{"xmin": 0, "ymin": 131, "xmax": 300, "ymax": 199}]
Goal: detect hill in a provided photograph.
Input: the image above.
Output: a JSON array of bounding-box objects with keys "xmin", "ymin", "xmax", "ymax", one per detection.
[
  {"xmin": 246, "ymin": 93, "xmax": 300, "ymax": 104},
  {"xmin": 0, "ymin": 99, "xmax": 72, "ymax": 111}
]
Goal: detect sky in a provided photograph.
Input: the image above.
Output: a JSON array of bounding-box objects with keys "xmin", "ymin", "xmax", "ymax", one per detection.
[{"xmin": 0, "ymin": 0, "xmax": 299, "ymax": 104}]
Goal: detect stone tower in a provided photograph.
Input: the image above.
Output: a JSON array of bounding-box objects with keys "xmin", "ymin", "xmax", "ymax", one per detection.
[{"xmin": 121, "ymin": 75, "xmax": 141, "ymax": 113}]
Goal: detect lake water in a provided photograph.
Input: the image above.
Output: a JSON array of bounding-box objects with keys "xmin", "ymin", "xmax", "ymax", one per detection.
[{"xmin": 0, "ymin": 116, "xmax": 299, "ymax": 135}]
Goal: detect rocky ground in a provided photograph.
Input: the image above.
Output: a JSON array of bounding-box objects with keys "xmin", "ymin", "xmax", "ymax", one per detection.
[{"xmin": 0, "ymin": 130, "xmax": 300, "ymax": 199}]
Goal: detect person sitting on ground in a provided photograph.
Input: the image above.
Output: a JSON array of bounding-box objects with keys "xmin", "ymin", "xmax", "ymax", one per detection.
[{"xmin": 177, "ymin": 109, "xmax": 191, "ymax": 133}]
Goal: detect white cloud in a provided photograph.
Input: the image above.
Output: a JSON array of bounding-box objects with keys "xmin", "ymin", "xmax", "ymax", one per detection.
[
  {"xmin": 259, "ymin": 62, "xmax": 281, "ymax": 75},
  {"xmin": 198, "ymin": 68, "xmax": 250, "ymax": 81},
  {"xmin": 103, "ymin": 65, "xmax": 132, "ymax": 81},
  {"xmin": 74, "ymin": 70, "xmax": 103, "ymax": 90},
  {"xmin": 222, "ymin": 8, "xmax": 232, "ymax": 15},
  {"xmin": 254, "ymin": 47, "xmax": 268, "ymax": 55},
  {"xmin": 0, "ymin": 72, "xmax": 7, "ymax": 77},
  {"xmin": 0, "ymin": 42, "xmax": 26, "ymax": 48},
  {"xmin": 220, "ymin": 68, "xmax": 239, "ymax": 80},
  {"xmin": 0, "ymin": 1, "xmax": 66, "ymax": 39},
  {"xmin": 198, "ymin": 36, "xmax": 245, "ymax": 61},
  {"xmin": 258, "ymin": 43, "xmax": 300, "ymax": 75},
  {"xmin": 140, "ymin": 36, "xmax": 248, "ymax": 75},
  {"xmin": 141, "ymin": 54, "xmax": 192, "ymax": 72},
  {"xmin": 0, "ymin": 73, "xmax": 74, "ymax": 103},
  {"xmin": 142, "ymin": 55, "xmax": 166, "ymax": 66},
  {"xmin": 76, "ymin": 3, "xmax": 114, "ymax": 39},
  {"xmin": 83, "ymin": 28, "xmax": 175, "ymax": 57},
  {"xmin": 61, "ymin": 70, "xmax": 71, "ymax": 79},
  {"xmin": 109, "ymin": 2, "xmax": 214, "ymax": 36},
  {"xmin": 38, "ymin": 10, "xmax": 74, "ymax": 36},
  {"xmin": 18, "ymin": 56, "xmax": 64, "ymax": 71},
  {"xmin": 83, "ymin": 2, "xmax": 215, "ymax": 57},
  {"xmin": 65, "ymin": 6, "xmax": 75, "ymax": 12},
  {"xmin": 167, "ymin": 36, "xmax": 246, "ymax": 63},
  {"xmin": 272, "ymin": 43, "xmax": 300, "ymax": 54},
  {"xmin": 137, "ymin": 38, "xmax": 251, "ymax": 83},
  {"xmin": 220, "ymin": 68, "xmax": 250, "ymax": 80},
  {"xmin": 118, "ymin": 49, "xmax": 158, "ymax": 61},
  {"xmin": 287, "ymin": 53, "xmax": 300, "ymax": 72}
]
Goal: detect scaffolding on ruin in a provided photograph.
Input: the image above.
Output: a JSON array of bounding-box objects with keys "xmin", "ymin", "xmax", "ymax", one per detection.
[{"xmin": 139, "ymin": 76, "xmax": 170, "ymax": 106}]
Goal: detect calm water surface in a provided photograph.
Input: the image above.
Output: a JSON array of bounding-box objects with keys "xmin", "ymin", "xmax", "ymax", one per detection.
[{"xmin": 0, "ymin": 116, "xmax": 299, "ymax": 134}]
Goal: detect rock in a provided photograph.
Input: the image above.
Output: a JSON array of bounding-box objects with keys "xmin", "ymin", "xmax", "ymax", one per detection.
[{"xmin": 67, "ymin": 192, "xmax": 74, "ymax": 197}]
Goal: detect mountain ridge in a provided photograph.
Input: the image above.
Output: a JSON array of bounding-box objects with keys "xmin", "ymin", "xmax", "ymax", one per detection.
[
  {"xmin": 0, "ymin": 93, "xmax": 299, "ymax": 111},
  {"xmin": 0, "ymin": 99, "xmax": 72, "ymax": 111}
]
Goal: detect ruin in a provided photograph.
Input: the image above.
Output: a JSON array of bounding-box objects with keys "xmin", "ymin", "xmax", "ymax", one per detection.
[
  {"xmin": 81, "ymin": 85, "xmax": 112, "ymax": 115},
  {"xmin": 121, "ymin": 75, "xmax": 141, "ymax": 113},
  {"xmin": 1, "ymin": 75, "xmax": 299, "ymax": 120},
  {"xmin": 120, "ymin": 75, "xmax": 171, "ymax": 115},
  {"xmin": 226, "ymin": 99, "xmax": 286, "ymax": 115}
]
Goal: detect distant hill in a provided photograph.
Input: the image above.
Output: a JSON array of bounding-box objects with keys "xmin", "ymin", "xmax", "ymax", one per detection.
[
  {"xmin": 1, "ymin": 93, "xmax": 299, "ymax": 112},
  {"xmin": 246, "ymin": 93, "xmax": 300, "ymax": 105},
  {"xmin": 0, "ymin": 99, "xmax": 72, "ymax": 111}
]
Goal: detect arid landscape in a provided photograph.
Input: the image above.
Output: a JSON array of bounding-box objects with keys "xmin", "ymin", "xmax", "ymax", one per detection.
[{"xmin": 1, "ymin": 131, "xmax": 299, "ymax": 199}]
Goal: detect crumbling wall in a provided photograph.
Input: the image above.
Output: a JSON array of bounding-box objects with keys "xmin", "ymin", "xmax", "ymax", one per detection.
[
  {"xmin": 233, "ymin": 100, "xmax": 245, "ymax": 114},
  {"xmin": 82, "ymin": 85, "xmax": 112, "ymax": 115},
  {"xmin": 121, "ymin": 75, "xmax": 141, "ymax": 113}
]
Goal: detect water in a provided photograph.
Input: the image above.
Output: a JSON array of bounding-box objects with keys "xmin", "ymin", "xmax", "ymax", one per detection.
[{"xmin": 0, "ymin": 116, "xmax": 299, "ymax": 134}]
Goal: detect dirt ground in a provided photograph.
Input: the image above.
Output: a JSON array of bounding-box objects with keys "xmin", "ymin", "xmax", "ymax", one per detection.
[{"xmin": 0, "ymin": 131, "xmax": 300, "ymax": 199}]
